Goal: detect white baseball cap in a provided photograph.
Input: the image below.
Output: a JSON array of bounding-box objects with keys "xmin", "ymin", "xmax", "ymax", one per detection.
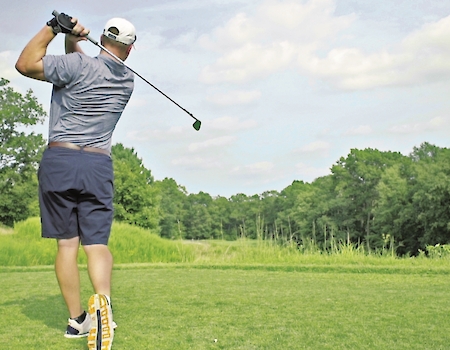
[{"xmin": 103, "ymin": 18, "xmax": 136, "ymax": 45}]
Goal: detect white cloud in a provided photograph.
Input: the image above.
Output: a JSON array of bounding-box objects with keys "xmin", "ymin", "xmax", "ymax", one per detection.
[
  {"xmin": 172, "ymin": 155, "xmax": 224, "ymax": 169},
  {"xmin": 388, "ymin": 116, "xmax": 450, "ymax": 134},
  {"xmin": 198, "ymin": 13, "xmax": 262, "ymax": 53},
  {"xmin": 188, "ymin": 135, "xmax": 236, "ymax": 152},
  {"xmin": 230, "ymin": 161, "xmax": 276, "ymax": 181},
  {"xmin": 126, "ymin": 125, "xmax": 184, "ymax": 141},
  {"xmin": 232, "ymin": 161, "xmax": 274, "ymax": 174},
  {"xmin": 199, "ymin": 0, "xmax": 355, "ymax": 84},
  {"xmin": 198, "ymin": 0, "xmax": 450, "ymax": 89},
  {"xmin": 344, "ymin": 125, "xmax": 373, "ymax": 136},
  {"xmin": 403, "ymin": 15, "xmax": 450, "ymax": 53},
  {"xmin": 200, "ymin": 42, "xmax": 298, "ymax": 83},
  {"xmin": 297, "ymin": 141, "xmax": 330, "ymax": 153},
  {"xmin": 209, "ymin": 116, "xmax": 258, "ymax": 131},
  {"xmin": 207, "ymin": 90, "xmax": 262, "ymax": 106},
  {"xmin": 171, "ymin": 31, "xmax": 198, "ymax": 48},
  {"xmin": 302, "ymin": 48, "xmax": 409, "ymax": 89},
  {"xmin": 256, "ymin": 0, "xmax": 353, "ymax": 40},
  {"xmin": 296, "ymin": 162, "xmax": 330, "ymax": 181},
  {"xmin": 0, "ymin": 51, "xmax": 20, "ymax": 80},
  {"xmin": 226, "ymin": 159, "xmax": 292, "ymax": 189},
  {"xmin": 300, "ymin": 14, "xmax": 450, "ymax": 89},
  {"xmin": 128, "ymin": 96, "xmax": 149, "ymax": 108},
  {"xmin": 292, "ymin": 141, "xmax": 330, "ymax": 162}
]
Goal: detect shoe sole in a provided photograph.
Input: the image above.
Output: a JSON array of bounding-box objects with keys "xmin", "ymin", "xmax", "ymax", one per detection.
[
  {"xmin": 88, "ymin": 294, "xmax": 114, "ymax": 350},
  {"xmin": 64, "ymin": 332, "xmax": 89, "ymax": 339}
]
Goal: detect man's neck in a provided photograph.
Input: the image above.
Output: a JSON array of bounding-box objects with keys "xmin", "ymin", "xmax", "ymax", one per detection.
[{"xmin": 100, "ymin": 49, "xmax": 125, "ymax": 63}]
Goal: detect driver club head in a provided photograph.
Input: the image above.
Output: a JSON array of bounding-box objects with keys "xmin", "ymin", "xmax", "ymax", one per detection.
[{"xmin": 193, "ymin": 120, "xmax": 201, "ymax": 131}]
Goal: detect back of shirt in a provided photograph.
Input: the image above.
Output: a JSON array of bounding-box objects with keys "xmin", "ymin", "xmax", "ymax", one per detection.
[{"xmin": 43, "ymin": 53, "xmax": 134, "ymax": 152}]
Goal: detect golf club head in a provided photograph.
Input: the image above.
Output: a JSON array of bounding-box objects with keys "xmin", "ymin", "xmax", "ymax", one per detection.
[{"xmin": 193, "ymin": 120, "xmax": 201, "ymax": 131}]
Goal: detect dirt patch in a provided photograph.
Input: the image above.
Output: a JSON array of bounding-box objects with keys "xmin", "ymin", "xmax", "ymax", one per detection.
[{"xmin": 0, "ymin": 226, "xmax": 14, "ymax": 235}]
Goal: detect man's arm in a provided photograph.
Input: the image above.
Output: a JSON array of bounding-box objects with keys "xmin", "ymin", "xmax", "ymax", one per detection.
[
  {"xmin": 65, "ymin": 34, "xmax": 87, "ymax": 54},
  {"xmin": 15, "ymin": 17, "xmax": 90, "ymax": 81},
  {"xmin": 15, "ymin": 26, "xmax": 56, "ymax": 81}
]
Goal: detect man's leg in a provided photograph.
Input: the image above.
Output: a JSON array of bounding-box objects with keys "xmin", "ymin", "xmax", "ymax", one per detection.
[
  {"xmin": 83, "ymin": 244, "xmax": 113, "ymax": 296},
  {"xmin": 84, "ymin": 244, "xmax": 114, "ymax": 350},
  {"xmin": 55, "ymin": 237, "xmax": 83, "ymax": 318}
]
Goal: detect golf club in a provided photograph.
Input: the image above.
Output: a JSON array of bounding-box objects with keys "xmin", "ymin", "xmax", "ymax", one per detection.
[{"xmin": 51, "ymin": 10, "xmax": 201, "ymax": 131}]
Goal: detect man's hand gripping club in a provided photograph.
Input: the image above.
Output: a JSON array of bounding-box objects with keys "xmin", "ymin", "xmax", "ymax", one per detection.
[
  {"xmin": 15, "ymin": 12, "xmax": 90, "ymax": 80},
  {"xmin": 47, "ymin": 12, "xmax": 90, "ymax": 38}
]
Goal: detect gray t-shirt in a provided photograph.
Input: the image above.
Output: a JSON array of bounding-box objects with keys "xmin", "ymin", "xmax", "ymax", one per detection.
[{"xmin": 43, "ymin": 53, "xmax": 134, "ymax": 151}]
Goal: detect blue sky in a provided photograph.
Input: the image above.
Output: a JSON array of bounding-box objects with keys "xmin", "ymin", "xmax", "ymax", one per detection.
[{"xmin": 1, "ymin": 0, "xmax": 450, "ymax": 197}]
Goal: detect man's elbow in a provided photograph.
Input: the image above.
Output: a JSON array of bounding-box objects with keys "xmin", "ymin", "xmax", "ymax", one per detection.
[
  {"xmin": 15, "ymin": 60, "xmax": 27, "ymax": 75},
  {"xmin": 15, "ymin": 59, "xmax": 34, "ymax": 77},
  {"xmin": 15, "ymin": 60, "xmax": 46, "ymax": 81}
]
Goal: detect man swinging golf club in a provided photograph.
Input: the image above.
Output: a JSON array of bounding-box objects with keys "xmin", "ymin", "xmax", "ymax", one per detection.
[{"xmin": 16, "ymin": 11, "xmax": 137, "ymax": 350}]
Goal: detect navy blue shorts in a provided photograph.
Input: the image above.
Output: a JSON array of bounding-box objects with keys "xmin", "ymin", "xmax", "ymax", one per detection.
[{"xmin": 38, "ymin": 147, "xmax": 114, "ymax": 245}]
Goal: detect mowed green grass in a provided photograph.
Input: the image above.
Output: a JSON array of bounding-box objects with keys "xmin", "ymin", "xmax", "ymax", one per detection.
[{"xmin": 1, "ymin": 266, "xmax": 449, "ymax": 349}]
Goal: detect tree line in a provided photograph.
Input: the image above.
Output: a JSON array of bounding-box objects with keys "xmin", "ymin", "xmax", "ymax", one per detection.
[
  {"xmin": 1, "ymin": 79, "xmax": 449, "ymax": 255},
  {"xmin": 152, "ymin": 143, "xmax": 450, "ymax": 256}
]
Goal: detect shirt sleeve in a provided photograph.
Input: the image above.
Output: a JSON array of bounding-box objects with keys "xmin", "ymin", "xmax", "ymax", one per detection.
[{"xmin": 42, "ymin": 53, "xmax": 84, "ymax": 87}]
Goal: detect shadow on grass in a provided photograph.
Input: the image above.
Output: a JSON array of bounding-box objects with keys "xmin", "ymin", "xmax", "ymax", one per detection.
[
  {"xmin": 2, "ymin": 294, "xmax": 67, "ymax": 331},
  {"xmin": 23, "ymin": 295, "xmax": 68, "ymax": 330},
  {"xmin": 1, "ymin": 294, "xmax": 89, "ymax": 349}
]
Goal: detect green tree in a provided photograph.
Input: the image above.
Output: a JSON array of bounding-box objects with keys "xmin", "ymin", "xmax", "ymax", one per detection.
[
  {"xmin": 280, "ymin": 177, "xmax": 338, "ymax": 248},
  {"xmin": 112, "ymin": 144, "xmax": 160, "ymax": 231},
  {"xmin": 0, "ymin": 78, "xmax": 46, "ymax": 226},
  {"xmin": 183, "ymin": 192, "xmax": 214, "ymax": 239},
  {"xmin": 154, "ymin": 178, "xmax": 187, "ymax": 239},
  {"xmin": 412, "ymin": 147, "xmax": 450, "ymax": 248},
  {"xmin": 228, "ymin": 193, "xmax": 261, "ymax": 239},
  {"xmin": 372, "ymin": 163, "xmax": 418, "ymax": 254},
  {"xmin": 259, "ymin": 190, "xmax": 282, "ymax": 240},
  {"xmin": 209, "ymin": 195, "xmax": 232, "ymax": 240},
  {"xmin": 331, "ymin": 148, "xmax": 405, "ymax": 248},
  {"xmin": 276, "ymin": 181, "xmax": 311, "ymax": 243},
  {"xmin": 410, "ymin": 142, "xmax": 440, "ymax": 162},
  {"xmin": 374, "ymin": 144, "xmax": 450, "ymax": 254}
]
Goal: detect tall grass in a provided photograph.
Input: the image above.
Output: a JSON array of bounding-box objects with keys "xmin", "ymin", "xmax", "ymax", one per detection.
[
  {"xmin": 171, "ymin": 237, "xmax": 450, "ymax": 274},
  {"xmin": 0, "ymin": 218, "xmax": 57, "ymax": 266},
  {"xmin": 2, "ymin": 217, "xmax": 450, "ymax": 270},
  {"xmin": 0, "ymin": 218, "xmax": 195, "ymax": 266},
  {"xmin": 109, "ymin": 222, "xmax": 195, "ymax": 264}
]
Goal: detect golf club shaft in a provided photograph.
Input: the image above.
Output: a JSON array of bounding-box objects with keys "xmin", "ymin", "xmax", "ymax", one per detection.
[
  {"xmin": 88, "ymin": 36, "xmax": 199, "ymax": 122},
  {"xmin": 52, "ymin": 10, "xmax": 200, "ymax": 126}
]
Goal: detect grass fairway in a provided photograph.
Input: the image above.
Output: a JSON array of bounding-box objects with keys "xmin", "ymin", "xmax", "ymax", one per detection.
[{"xmin": 1, "ymin": 265, "xmax": 449, "ymax": 349}]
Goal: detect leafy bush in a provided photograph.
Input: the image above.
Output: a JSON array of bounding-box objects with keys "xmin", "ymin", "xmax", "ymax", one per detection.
[{"xmin": 426, "ymin": 244, "xmax": 450, "ymax": 258}]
